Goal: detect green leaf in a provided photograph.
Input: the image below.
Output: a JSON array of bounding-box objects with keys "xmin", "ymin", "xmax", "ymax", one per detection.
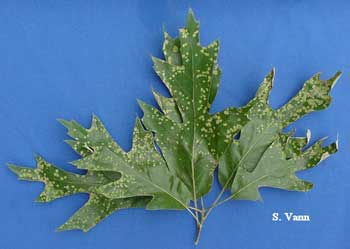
[
  {"xmin": 72, "ymin": 118, "xmax": 192, "ymax": 210},
  {"xmin": 8, "ymin": 155, "xmax": 149, "ymax": 231},
  {"xmin": 9, "ymin": 155, "xmax": 121, "ymax": 202},
  {"xmin": 8, "ymin": 116, "xmax": 160, "ymax": 231},
  {"xmin": 223, "ymin": 136, "xmax": 337, "ymax": 200},
  {"xmin": 218, "ymin": 70, "xmax": 341, "ymax": 200},
  {"xmin": 140, "ymin": 10, "xmax": 254, "ymax": 200}
]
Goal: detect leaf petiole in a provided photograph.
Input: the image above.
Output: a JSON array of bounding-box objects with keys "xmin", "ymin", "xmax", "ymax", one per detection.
[{"xmin": 189, "ymin": 206, "xmax": 204, "ymax": 213}]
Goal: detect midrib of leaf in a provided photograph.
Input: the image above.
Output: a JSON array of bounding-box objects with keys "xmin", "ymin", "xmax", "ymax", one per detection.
[
  {"xmin": 190, "ymin": 42, "xmax": 198, "ymax": 211},
  {"xmin": 188, "ymin": 39, "xmax": 217, "ymax": 208}
]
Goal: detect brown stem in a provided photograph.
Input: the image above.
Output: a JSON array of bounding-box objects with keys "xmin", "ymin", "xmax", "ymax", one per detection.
[
  {"xmin": 194, "ymin": 207, "xmax": 209, "ymax": 245},
  {"xmin": 194, "ymin": 222, "xmax": 203, "ymax": 245}
]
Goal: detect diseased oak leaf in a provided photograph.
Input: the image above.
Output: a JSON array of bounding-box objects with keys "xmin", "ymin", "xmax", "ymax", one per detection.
[
  {"xmin": 139, "ymin": 10, "xmax": 270, "ymax": 200},
  {"xmin": 69, "ymin": 117, "xmax": 191, "ymax": 210},
  {"xmin": 9, "ymin": 154, "xmax": 150, "ymax": 232},
  {"xmin": 9, "ymin": 116, "xmax": 150, "ymax": 232},
  {"xmin": 218, "ymin": 70, "xmax": 341, "ymax": 201}
]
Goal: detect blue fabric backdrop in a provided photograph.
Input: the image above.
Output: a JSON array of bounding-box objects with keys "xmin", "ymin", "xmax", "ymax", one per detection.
[{"xmin": 1, "ymin": 1, "xmax": 349, "ymax": 248}]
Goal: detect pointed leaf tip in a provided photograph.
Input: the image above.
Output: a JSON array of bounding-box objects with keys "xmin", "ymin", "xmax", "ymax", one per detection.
[
  {"xmin": 34, "ymin": 153, "xmax": 45, "ymax": 162},
  {"xmin": 330, "ymin": 71, "xmax": 342, "ymax": 89},
  {"xmin": 270, "ymin": 67, "xmax": 276, "ymax": 79},
  {"xmin": 336, "ymin": 133, "xmax": 339, "ymax": 150},
  {"xmin": 306, "ymin": 129, "xmax": 312, "ymax": 144},
  {"xmin": 187, "ymin": 8, "xmax": 195, "ymax": 19},
  {"xmin": 91, "ymin": 113, "xmax": 101, "ymax": 124},
  {"xmin": 58, "ymin": 118, "xmax": 71, "ymax": 128},
  {"xmin": 184, "ymin": 8, "xmax": 199, "ymax": 36},
  {"xmin": 8, "ymin": 164, "xmax": 20, "ymax": 175},
  {"xmin": 136, "ymin": 98, "xmax": 146, "ymax": 108}
]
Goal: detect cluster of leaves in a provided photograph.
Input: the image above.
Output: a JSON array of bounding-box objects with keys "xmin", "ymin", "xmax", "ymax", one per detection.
[{"xmin": 9, "ymin": 11, "xmax": 341, "ymax": 244}]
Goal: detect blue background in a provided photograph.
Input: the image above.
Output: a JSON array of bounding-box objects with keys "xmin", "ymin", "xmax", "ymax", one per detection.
[{"xmin": 1, "ymin": 1, "xmax": 349, "ymax": 249}]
